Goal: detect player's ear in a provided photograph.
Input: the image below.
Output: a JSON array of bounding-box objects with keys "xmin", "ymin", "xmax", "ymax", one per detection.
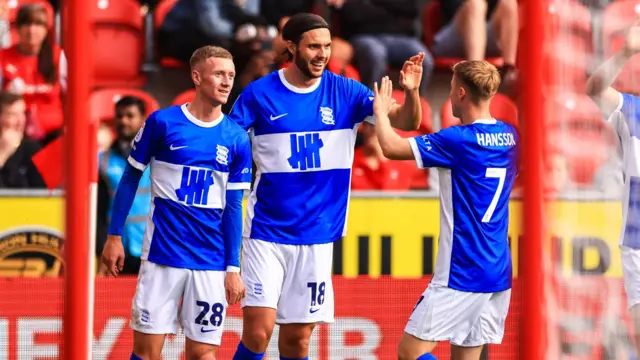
[
  {"xmin": 458, "ymin": 86, "xmax": 466, "ymax": 102},
  {"xmin": 191, "ymin": 69, "xmax": 201, "ymax": 86},
  {"xmin": 285, "ymin": 40, "xmax": 296, "ymax": 57}
]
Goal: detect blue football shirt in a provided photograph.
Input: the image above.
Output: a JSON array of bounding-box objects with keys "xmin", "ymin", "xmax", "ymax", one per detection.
[
  {"xmin": 229, "ymin": 69, "xmax": 375, "ymax": 245},
  {"xmin": 409, "ymin": 119, "xmax": 519, "ymax": 292},
  {"xmin": 128, "ymin": 104, "xmax": 253, "ymax": 270}
]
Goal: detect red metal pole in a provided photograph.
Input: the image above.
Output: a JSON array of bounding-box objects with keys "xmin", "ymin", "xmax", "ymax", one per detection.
[
  {"xmin": 521, "ymin": 0, "xmax": 546, "ymax": 359},
  {"xmin": 63, "ymin": 0, "xmax": 93, "ymax": 358}
]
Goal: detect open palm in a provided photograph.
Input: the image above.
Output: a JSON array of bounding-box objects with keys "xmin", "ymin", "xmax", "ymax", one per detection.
[{"xmin": 399, "ymin": 52, "xmax": 425, "ymax": 91}]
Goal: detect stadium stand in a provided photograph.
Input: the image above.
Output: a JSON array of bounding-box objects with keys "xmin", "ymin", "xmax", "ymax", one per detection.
[
  {"xmin": 63, "ymin": 0, "xmax": 146, "ymax": 87},
  {"xmin": 422, "ymin": 0, "xmax": 503, "ymax": 69}
]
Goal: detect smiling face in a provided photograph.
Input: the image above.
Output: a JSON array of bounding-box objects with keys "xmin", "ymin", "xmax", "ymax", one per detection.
[
  {"xmin": 191, "ymin": 54, "xmax": 236, "ymax": 106},
  {"xmin": 289, "ymin": 28, "xmax": 331, "ymax": 79}
]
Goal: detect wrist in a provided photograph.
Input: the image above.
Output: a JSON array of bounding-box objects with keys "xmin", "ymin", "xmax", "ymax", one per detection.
[{"xmin": 226, "ymin": 265, "xmax": 240, "ymax": 273}]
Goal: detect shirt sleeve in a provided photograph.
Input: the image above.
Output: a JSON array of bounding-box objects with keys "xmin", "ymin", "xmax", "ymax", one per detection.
[
  {"xmin": 128, "ymin": 111, "xmax": 163, "ymax": 171},
  {"xmin": 407, "ymin": 127, "xmax": 459, "ymax": 169},
  {"xmin": 349, "ymin": 79, "xmax": 375, "ymax": 125},
  {"xmin": 613, "ymin": 92, "xmax": 640, "ymax": 137},
  {"xmin": 227, "ymin": 132, "xmax": 252, "ymax": 190},
  {"xmin": 228, "ymin": 84, "xmax": 257, "ymax": 131}
]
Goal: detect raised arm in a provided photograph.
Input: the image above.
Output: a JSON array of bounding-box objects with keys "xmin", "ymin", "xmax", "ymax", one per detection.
[
  {"xmin": 586, "ymin": 21, "xmax": 640, "ymax": 116},
  {"xmin": 387, "ymin": 53, "xmax": 424, "ymax": 131},
  {"xmin": 373, "ymin": 76, "xmax": 414, "ymax": 160},
  {"xmin": 374, "ymin": 77, "xmax": 457, "ymax": 168}
]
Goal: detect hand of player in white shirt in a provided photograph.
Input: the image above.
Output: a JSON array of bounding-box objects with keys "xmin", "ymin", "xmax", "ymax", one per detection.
[
  {"xmin": 373, "ymin": 76, "xmax": 397, "ymax": 117},
  {"xmin": 398, "ymin": 52, "xmax": 425, "ymax": 91},
  {"xmin": 101, "ymin": 234, "xmax": 125, "ymax": 277},
  {"xmin": 624, "ymin": 20, "xmax": 640, "ymax": 56},
  {"xmin": 225, "ymin": 272, "xmax": 246, "ymax": 305}
]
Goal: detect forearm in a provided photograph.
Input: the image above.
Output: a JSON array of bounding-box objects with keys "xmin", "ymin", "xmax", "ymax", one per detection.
[
  {"xmin": 375, "ymin": 111, "xmax": 414, "ymax": 160},
  {"xmin": 223, "ymin": 189, "xmax": 243, "ymax": 272},
  {"xmin": 586, "ymin": 50, "xmax": 630, "ymax": 96},
  {"xmin": 107, "ymin": 164, "xmax": 143, "ymax": 236},
  {"xmin": 389, "ymin": 89, "xmax": 421, "ymax": 131}
]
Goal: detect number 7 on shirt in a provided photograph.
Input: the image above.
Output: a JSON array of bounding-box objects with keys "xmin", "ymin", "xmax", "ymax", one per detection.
[{"xmin": 482, "ymin": 167, "xmax": 506, "ymax": 223}]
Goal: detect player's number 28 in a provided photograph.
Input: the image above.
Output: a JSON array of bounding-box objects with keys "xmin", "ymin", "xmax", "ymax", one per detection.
[
  {"xmin": 194, "ymin": 300, "xmax": 225, "ymax": 327},
  {"xmin": 482, "ymin": 167, "xmax": 507, "ymax": 223}
]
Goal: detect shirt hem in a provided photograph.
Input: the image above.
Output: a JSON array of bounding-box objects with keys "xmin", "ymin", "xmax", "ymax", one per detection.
[
  {"xmin": 245, "ymin": 235, "xmax": 340, "ymax": 245},
  {"xmin": 147, "ymin": 256, "xmax": 227, "ymax": 271}
]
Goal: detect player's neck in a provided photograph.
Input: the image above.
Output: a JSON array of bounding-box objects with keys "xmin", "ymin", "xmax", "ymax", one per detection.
[
  {"xmin": 283, "ymin": 64, "xmax": 319, "ymax": 89},
  {"xmin": 187, "ymin": 96, "xmax": 222, "ymax": 122},
  {"xmin": 460, "ymin": 107, "xmax": 492, "ymax": 125}
]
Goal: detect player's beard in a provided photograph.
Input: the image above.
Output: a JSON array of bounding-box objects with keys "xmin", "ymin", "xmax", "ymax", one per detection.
[{"xmin": 295, "ymin": 48, "xmax": 324, "ymax": 79}]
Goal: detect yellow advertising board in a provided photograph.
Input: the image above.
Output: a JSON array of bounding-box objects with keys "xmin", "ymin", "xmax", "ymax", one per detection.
[
  {"xmin": 0, "ymin": 194, "xmax": 625, "ymax": 278},
  {"xmin": 342, "ymin": 198, "xmax": 624, "ymax": 278},
  {"xmin": 0, "ymin": 195, "xmax": 64, "ymax": 277}
]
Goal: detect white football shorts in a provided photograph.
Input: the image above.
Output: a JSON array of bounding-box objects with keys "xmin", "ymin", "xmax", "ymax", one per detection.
[
  {"xmin": 130, "ymin": 260, "xmax": 228, "ymax": 345},
  {"xmin": 405, "ymin": 283, "xmax": 511, "ymax": 347},
  {"xmin": 621, "ymin": 245, "xmax": 640, "ymax": 309},
  {"xmin": 241, "ymin": 238, "xmax": 335, "ymax": 324}
]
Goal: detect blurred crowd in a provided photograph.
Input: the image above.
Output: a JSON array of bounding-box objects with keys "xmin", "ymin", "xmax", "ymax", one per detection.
[{"xmin": 0, "ymin": 0, "xmax": 632, "ymax": 271}]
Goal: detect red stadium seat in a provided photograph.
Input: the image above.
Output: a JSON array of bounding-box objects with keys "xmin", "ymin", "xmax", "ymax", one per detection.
[
  {"xmin": 422, "ymin": 1, "xmax": 503, "ymax": 70},
  {"xmin": 64, "ymin": 0, "xmax": 145, "ymax": 87},
  {"xmin": 545, "ymin": 90, "xmax": 616, "ymax": 186},
  {"xmin": 171, "ymin": 89, "xmax": 195, "ymax": 106},
  {"xmin": 7, "ymin": 0, "xmax": 55, "ymax": 45},
  {"xmin": 603, "ymin": 0, "xmax": 640, "ymax": 92},
  {"xmin": 391, "ymin": 89, "xmax": 433, "ymax": 135},
  {"xmin": 440, "ymin": 93, "xmax": 518, "ymax": 129},
  {"xmin": 154, "ymin": 0, "xmax": 184, "ymax": 68},
  {"xmin": 90, "ymin": 88, "xmax": 160, "ymax": 124}
]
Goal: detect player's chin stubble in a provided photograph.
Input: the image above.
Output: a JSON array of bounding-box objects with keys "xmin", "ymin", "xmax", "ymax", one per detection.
[{"xmin": 295, "ymin": 50, "xmax": 323, "ymax": 79}]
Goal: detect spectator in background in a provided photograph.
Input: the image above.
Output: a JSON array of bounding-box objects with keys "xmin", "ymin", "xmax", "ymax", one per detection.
[
  {"xmin": 222, "ymin": 16, "xmax": 277, "ymax": 113},
  {"xmin": 336, "ymin": 0, "xmax": 434, "ymax": 95},
  {"xmin": 0, "ymin": 4, "xmax": 66, "ymax": 146},
  {"xmin": 433, "ymin": 0, "xmax": 519, "ymax": 83},
  {"xmin": 0, "ymin": 92, "xmax": 44, "ymax": 188},
  {"xmin": 158, "ymin": 0, "xmax": 261, "ymax": 62},
  {"xmin": 352, "ymin": 123, "xmax": 428, "ymax": 191},
  {"xmin": 259, "ymin": 0, "xmax": 315, "ymax": 27},
  {"xmin": 96, "ymin": 96, "xmax": 151, "ymax": 276}
]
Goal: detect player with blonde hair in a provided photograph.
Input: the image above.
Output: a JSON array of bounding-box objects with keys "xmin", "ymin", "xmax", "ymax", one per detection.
[
  {"xmin": 101, "ymin": 45, "xmax": 251, "ymax": 360},
  {"xmin": 372, "ymin": 60, "xmax": 519, "ymax": 360}
]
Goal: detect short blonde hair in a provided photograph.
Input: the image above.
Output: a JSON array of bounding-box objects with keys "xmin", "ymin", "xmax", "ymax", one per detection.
[
  {"xmin": 452, "ymin": 60, "xmax": 501, "ymax": 103},
  {"xmin": 189, "ymin": 46, "xmax": 233, "ymax": 70}
]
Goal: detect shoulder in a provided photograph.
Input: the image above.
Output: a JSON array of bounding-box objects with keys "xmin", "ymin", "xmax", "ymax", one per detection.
[
  {"xmin": 244, "ymin": 71, "xmax": 280, "ymax": 97},
  {"xmin": 152, "ymin": 105, "xmax": 183, "ymax": 124},
  {"xmin": 224, "ymin": 117, "xmax": 251, "ymax": 143}
]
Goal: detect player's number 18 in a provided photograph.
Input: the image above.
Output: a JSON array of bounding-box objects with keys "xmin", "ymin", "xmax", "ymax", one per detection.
[{"xmin": 482, "ymin": 167, "xmax": 507, "ymax": 223}]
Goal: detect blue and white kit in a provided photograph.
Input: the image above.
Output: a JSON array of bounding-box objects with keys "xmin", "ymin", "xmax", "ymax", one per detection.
[
  {"xmin": 108, "ymin": 104, "xmax": 252, "ymax": 344},
  {"xmin": 229, "ymin": 69, "xmax": 375, "ymax": 324},
  {"xmin": 404, "ymin": 119, "xmax": 519, "ymax": 347}
]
